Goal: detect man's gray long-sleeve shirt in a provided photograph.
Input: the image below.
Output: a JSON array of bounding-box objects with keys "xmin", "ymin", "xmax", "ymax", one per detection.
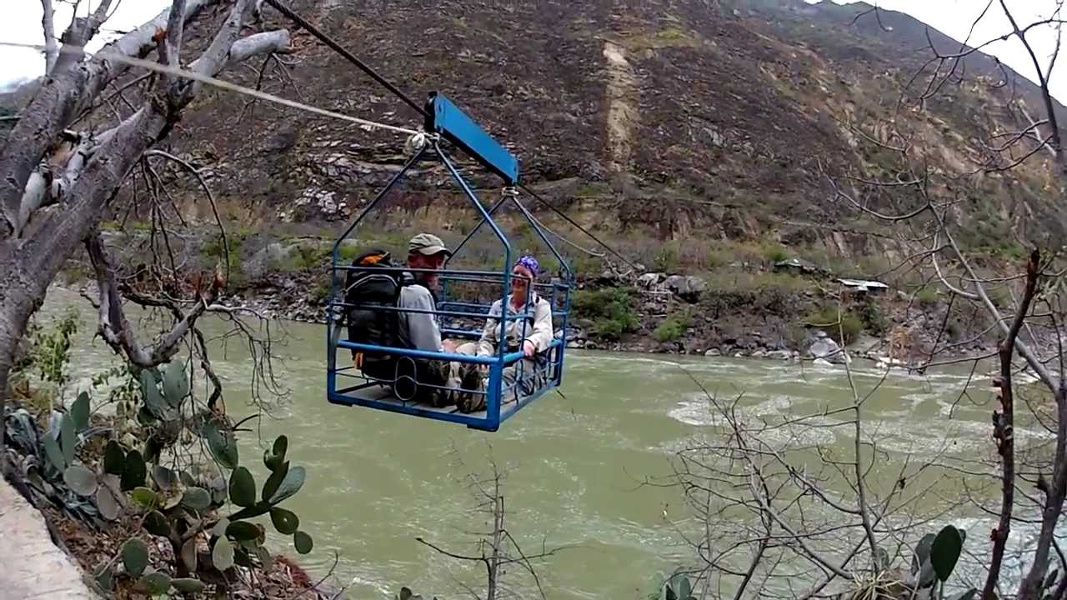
[{"xmin": 397, "ymin": 284, "xmax": 443, "ymax": 352}]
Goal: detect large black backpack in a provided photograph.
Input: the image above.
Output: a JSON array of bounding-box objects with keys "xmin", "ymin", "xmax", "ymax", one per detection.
[
  {"xmin": 344, "ymin": 249, "xmax": 449, "ymax": 404},
  {"xmin": 344, "ymin": 249, "xmax": 405, "ymax": 381}
]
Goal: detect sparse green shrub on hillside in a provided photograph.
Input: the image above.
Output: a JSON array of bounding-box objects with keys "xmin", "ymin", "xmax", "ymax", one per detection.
[
  {"xmin": 202, "ymin": 233, "xmax": 245, "ymax": 283},
  {"xmin": 654, "ymin": 310, "xmax": 693, "ymax": 343},
  {"xmin": 705, "ymin": 248, "xmax": 732, "ymax": 269},
  {"xmin": 915, "ymin": 286, "xmax": 939, "ymax": 307},
  {"xmin": 573, "ymin": 288, "xmax": 640, "ymax": 340},
  {"xmin": 286, "ymin": 244, "xmax": 329, "ymax": 272},
  {"xmin": 335, "ymin": 243, "xmax": 361, "ymax": 263},
  {"xmin": 571, "ymin": 254, "xmax": 605, "ymax": 277},
  {"xmin": 854, "ymin": 254, "xmax": 892, "ymax": 279},
  {"xmin": 858, "ymin": 301, "xmax": 889, "ymax": 336},
  {"xmin": 653, "ymin": 245, "xmax": 680, "ymax": 273},
  {"xmin": 701, "ymin": 270, "xmax": 815, "ymax": 317},
  {"xmin": 310, "ymin": 280, "xmax": 332, "ymax": 304},
  {"xmin": 760, "ymin": 241, "xmax": 790, "ymax": 264}
]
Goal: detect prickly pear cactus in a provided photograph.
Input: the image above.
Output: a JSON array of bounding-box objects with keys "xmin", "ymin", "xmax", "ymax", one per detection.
[{"xmin": 85, "ymin": 359, "xmax": 314, "ymax": 596}]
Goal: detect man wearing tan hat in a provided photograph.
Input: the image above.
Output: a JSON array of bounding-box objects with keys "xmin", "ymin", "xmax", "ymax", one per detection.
[{"xmin": 398, "ymin": 233, "xmax": 458, "ymax": 354}]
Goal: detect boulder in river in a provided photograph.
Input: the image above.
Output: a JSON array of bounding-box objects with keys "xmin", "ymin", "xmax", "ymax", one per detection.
[
  {"xmin": 809, "ymin": 331, "xmax": 850, "ymax": 364},
  {"xmin": 869, "ymin": 353, "xmax": 907, "ymax": 369}
]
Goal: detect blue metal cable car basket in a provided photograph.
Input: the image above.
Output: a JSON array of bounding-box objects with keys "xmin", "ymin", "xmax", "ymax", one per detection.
[{"xmin": 325, "ymin": 93, "xmax": 574, "ymax": 431}]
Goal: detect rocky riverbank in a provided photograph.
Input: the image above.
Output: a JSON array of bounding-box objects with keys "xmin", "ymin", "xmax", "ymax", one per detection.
[
  {"xmin": 205, "ymin": 259, "xmax": 1005, "ymax": 371},
  {"xmin": 69, "ymin": 230, "xmax": 1033, "ymax": 370}
]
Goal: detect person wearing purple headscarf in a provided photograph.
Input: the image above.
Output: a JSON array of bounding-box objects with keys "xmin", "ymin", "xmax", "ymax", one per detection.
[{"xmin": 451, "ymin": 255, "xmax": 555, "ymax": 413}]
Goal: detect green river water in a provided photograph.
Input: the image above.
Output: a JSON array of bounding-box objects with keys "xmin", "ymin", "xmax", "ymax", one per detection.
[{"xmin": 41, "ymin": 288, "xmax": 1042, "ymax": 599}]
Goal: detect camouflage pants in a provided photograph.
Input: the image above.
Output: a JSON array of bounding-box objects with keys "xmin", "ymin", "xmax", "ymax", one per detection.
[{"xmin": 444, "ymin": 343, "xmax": 546, "ymax": 412}]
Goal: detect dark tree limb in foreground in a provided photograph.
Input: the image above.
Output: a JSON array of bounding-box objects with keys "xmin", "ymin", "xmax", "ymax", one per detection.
[{"xmin": 983, "ymin": 249, "xmax": 1041, "ymax": 600}]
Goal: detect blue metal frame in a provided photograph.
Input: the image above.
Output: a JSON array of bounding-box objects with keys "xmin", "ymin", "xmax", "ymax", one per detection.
[
  {"xmin": 426, "ymin": 93, "xmax": 519, "ymax": 186},
  {"xmin": 327, "ymin": 341, "xmax": 563, "ymax": 431},
  {"xmin": 327, "ymin": 93, "xmax": 572, "ymax": 431}
]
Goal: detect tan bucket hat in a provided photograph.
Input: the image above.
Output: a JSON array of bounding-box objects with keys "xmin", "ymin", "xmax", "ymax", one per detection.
[{"xmin": 408, "ymin": 233, "xmax": 451, "ymax": 256}]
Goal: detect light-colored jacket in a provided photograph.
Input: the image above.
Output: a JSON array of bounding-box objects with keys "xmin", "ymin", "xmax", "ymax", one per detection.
[{"xmin": 475, "ymin": 293, "xmax": 554, "ymax": 357}]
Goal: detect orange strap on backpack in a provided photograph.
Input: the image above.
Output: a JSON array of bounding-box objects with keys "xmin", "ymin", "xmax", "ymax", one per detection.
[{"xmin": 360, "ymin": 253, "xmax": 387, "ymax": 266}]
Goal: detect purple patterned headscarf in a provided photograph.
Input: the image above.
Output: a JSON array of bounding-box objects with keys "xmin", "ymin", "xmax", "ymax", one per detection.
[{"xmin": 514, "ymin": 255, "xmax": 540, "ymax": 278}]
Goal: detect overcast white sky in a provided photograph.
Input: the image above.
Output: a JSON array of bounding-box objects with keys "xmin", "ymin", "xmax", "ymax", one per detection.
[{"xmin": 1, "ymin": 0, "xmax": 1065, "ymax": 101}]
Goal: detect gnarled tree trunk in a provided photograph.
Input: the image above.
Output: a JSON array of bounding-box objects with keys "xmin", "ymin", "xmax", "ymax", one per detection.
[{"xmin": 0, "ymin": 0, "xmax": 290, "ymax": 430}]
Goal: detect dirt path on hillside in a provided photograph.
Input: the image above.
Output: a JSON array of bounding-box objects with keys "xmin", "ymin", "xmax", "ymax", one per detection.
[{"xmin": 602, "ymin": 41, "xmax": 639, "ymax": 172}]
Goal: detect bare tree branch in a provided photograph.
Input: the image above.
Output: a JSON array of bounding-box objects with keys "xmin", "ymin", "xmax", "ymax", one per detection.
[
  {"xmin": 419, "ymin": 456, "xmax": 562, "ymax": 599},
  {"xmin": 162, "ymin": 0, "xmax": 188, "ymax": 93},
  {"xmin": 41, "ymin": 0, "xmax": 59, "ymax": 75},
  {"xmin": 228, "ymin": 30, "xmax": 292, "ymax": 65},
  {"xmin": 0, "ymin": 0, "xmax": 218, "ymax": 231},
  {"xmin": 997, "ymin": 0, "xmax": 1064, "ymax": 160},
  {"xmin": 143, "ymin": 149, "xmax": 230, "ymax": 277},
  {"xmin": 86, "ymin": 231, "xmax": 219, "ymax": 368},
  {"xmin": 838, "ymin": 311, "xmax": 880, "ymax": 570},
  {"xmin": 983, "ymin": 249, "xmax": 1041, "ymax": 600}
]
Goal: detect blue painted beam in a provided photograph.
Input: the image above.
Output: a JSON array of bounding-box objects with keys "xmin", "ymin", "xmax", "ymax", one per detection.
[
  {"xmin": 425, "ymin": 92, "xmax": 520, "ymax": 185},
  {"xmin": 327, "ymin": 392, "xmax": 499, "ymax": 431}
]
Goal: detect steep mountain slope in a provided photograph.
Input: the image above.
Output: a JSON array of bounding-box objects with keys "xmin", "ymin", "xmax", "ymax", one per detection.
[{"xmin": 18, "ymin": 0, "xmax": 1061, "ymax": 258}]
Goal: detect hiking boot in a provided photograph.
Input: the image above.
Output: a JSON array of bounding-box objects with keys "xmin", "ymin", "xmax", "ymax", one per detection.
[
  {"xmin": 432, "ymin": 371, "xmax": 459, "ymax": 408},
  {"xmin": 431, "ymin": 388, "xmax": 455, "ymax": 408},
  {"xmin": 412, "ymin": 361, "xmax": 453, "ymax": 408},
  {"xmin": 456, "ymin": 363, "xmax": 486, "ymax": 413}
]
